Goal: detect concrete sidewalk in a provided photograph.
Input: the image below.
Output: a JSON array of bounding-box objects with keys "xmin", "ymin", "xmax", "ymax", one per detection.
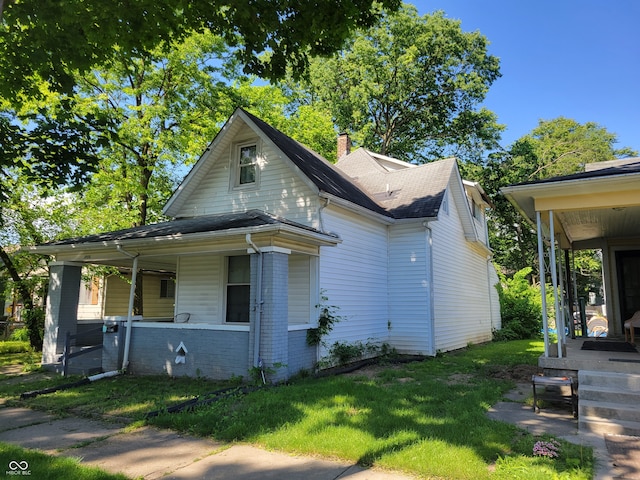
[
  {"xmin": 487, "ymin": 382, "xmax": 640, "ymax": 480},
  {"xmin": 0, "ymin": 406, "xmax": 416, "ymax": 479}
]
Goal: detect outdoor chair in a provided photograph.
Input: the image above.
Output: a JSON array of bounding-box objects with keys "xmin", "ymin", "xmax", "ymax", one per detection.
[
  {"xmin": 173, "ymin": 313, "xmax": 190, "ymax": 323},
  {"xmin": 624, "ymin": 311, "xmax": 640, "ymax": 344}
]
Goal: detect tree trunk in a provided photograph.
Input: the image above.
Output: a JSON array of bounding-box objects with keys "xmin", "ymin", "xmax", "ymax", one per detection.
[
  {"xmin": 0, "ymin": 246, "xmax": 43, "ymax": 349},
  {"xmin": 0, "ymin": 247, "xmax": 33, "ymax": 311}
]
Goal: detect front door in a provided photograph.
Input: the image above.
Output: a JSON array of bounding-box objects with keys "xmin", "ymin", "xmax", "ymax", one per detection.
[{"xmin": 616, "ymin": 250, "xmax": 640, "ymax": 325}]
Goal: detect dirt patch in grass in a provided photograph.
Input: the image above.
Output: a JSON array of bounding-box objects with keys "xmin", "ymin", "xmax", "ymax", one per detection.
[
  {"xmin": 483, "ymin": 364, "xmax": 541, "ymax": 382},
  {"xmin": 341, "ymin": 360, "xmax": 541, "ymax": 385},
  {"xmin": 342, "ymin": 363, "xmax": 393, "ymax": 380}
]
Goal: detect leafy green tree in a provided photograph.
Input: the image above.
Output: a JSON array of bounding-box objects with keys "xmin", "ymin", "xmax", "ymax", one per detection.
[
  {"xmin": 0, "ymin": 174, "xmax": 79, "ymax": 349},
  {"xmin": 0, "ymin": 99, "xmax": 112, "ymax": 202},
  {"xmin": 290, "ymin": 5, "xmax": 503, "ymax": 163},
  {"xmin": 237, "ymin": 82, "xmax": 337, "ymax": 162},
  {"xmin": 0, "ymin": 0, "xmax": 400, "ymax": 98},
  {"xmin": 494, "ymin": 267, "xmax": 542, "ymax": 341},
  {"xmin": 31, "ymin": 31, "xmax": 242, "ymax": 230}
]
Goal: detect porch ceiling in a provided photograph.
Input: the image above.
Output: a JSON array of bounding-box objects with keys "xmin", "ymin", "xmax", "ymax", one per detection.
[{"xmin": 502, "ymin": 166, "xmax": 640, "ymax": 247}]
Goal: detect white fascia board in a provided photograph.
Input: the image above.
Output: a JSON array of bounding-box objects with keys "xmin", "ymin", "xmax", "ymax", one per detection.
[
  {"xmin": 238, "ymin": 110, "xmax": 322, "ymax": 196},
  {"xmin": 27, "ymin": 223, "xmax": 341, "ymax": 256}
]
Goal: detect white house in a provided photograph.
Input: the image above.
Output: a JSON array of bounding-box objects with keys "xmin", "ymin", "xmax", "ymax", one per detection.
[{"xmin": 32, "ymin": 108, "xmax": 501, "ymax": 381}]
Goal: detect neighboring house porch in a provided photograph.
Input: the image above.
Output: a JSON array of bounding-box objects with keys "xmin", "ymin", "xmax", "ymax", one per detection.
[{"xmin": 502, "ymin": 158, "xmax": 640, "ymax": 434}]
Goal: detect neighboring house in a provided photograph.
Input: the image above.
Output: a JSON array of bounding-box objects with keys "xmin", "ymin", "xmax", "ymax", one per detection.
[
  {"xmin": 32, "ymin": 108, "xmax": 501, "ymax": 381},
  {"xmin": 502, "ymin": 158, "xmax": 640, "ymax": 359},
  {"xmin": 502, "ymin": 158, "xmax": 640, "ymax": 436}
]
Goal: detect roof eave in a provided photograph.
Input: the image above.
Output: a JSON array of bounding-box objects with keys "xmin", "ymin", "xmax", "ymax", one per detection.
[
  {"xmin": 319, "ymin": 191, "xmax": 395, "ymax": 225},
  {"xmin": 27, "ymin": 223, "xmax": 341, "ymax": 255}
]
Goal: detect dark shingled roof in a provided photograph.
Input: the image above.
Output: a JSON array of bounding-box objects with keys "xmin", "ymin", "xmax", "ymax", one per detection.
[
  {"xmin": 44, "ymin": 210, "xmax": 332, "ymax": 246},
  {"xmin": 512, "ymin": 159, "xmax": 640, "ymax": 186},
  {"xmin": 242, "ymin": 109, "xmax": 389, "ymax": 217},
  {"xmin": 335, "ymin": 149, "xmax": 454, "ymax": 219}
]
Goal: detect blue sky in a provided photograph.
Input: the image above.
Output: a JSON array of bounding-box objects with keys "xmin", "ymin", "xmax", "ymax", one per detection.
[{"xmin": 410, "ymin": 0, "xmax": 640, "ymax": 153}]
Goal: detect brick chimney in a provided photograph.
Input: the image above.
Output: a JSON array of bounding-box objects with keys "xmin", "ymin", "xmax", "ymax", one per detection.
[{"xmin": 337, "ymin": 133, "xmax": 351, "ymax": 160}]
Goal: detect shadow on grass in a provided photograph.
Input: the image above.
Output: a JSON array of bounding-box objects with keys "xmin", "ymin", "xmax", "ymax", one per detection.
[{"xmin": 148, "ymin": 364, "xmax": 582, "ymax": 478}]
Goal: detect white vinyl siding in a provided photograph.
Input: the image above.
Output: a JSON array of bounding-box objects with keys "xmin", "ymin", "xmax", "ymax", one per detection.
[
  {"xmin": 175, "ymin": 123, "xmax": 319, "ymax": 226},
  {"xmin": 103, "ymin": 274, "xmax": 177, "ymax": 319},
  {"xmin": 388, "ymin": 223, "xmax": 433, "ymax": 355},
  {"xmin": 319, "ymin": 207, "xmax": 389, "ymax": 351},
  {"xmin": 175, "ymin": 255, "xmax": 223, "ymax": 324},
  {"xmin": 430, "ymin": 188, "xmax": 494, "ymax": 352},
  {"xmin": 143, "ymin": 275, "xmax": 176, "ymax": 318},
  {"xmin": 103, "ymin": 275, "xmax": 131, "ymax": 317}
]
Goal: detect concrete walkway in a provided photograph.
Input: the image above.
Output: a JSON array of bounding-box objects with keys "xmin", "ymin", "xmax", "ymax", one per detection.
[
  {"xmin": 0, "ymin": 406, "xmax": 416, "ymax": 479},
  {"xmin": 487, "ymin": 382, "xmax": 640, "ymax": 480}
]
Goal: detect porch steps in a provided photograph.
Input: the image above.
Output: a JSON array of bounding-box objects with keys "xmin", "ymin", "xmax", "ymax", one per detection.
[{"xmin": 578, "ymin": 370, "xmax": 640, "ymax": 436}]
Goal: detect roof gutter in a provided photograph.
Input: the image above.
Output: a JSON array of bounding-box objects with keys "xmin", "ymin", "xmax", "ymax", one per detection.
[
  {"xmin": 318, "ymin": 191, "xmax": 394, "ymax": 225},
  {"xmin": 26, "ymin": 223, "xmax": 341, "ymax": 256}
]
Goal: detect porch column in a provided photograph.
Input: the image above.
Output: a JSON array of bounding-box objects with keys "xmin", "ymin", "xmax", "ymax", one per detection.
[
  {"xmin": 42, "ymin": 261, "xmax": 82, "ymax": 365},
  {"xmin": 249, "ymin": 247, "xmax": 290, "ymax": 383},
  {"xmin": 536, "ymin": 212, "xmax": 550, "ymax": 358},
  {"xmin": 549, "ymin": 210, "xmax": 563, "ymax": 358}
]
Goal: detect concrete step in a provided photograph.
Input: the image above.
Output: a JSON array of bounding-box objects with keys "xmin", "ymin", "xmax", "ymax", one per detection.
[
  {"xmin": 579, "ymin": 415, "xmax": 640, "ymax": 436},
  {"xmin": 580, "ymin": 399, "xmax": 640, "ymax": 424},
  {"xmin": 579, "ymin": 370, "xmax": 640, "ymax": 390},
  {"xmin": 579, "ymin": 384, "xmax": 640, "ymax": 404}
]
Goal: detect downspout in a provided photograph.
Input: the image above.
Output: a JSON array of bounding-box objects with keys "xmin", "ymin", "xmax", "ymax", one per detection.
[
  {"xmin": 424, "ymin": 222, "xmax": 436, "ymax": 356},
  {"xmin": 318, "ymin": 197, "xmax": 330, "ymax": 232},
  {"xmin": 246, "ymin": 234, "xmax": 263, "ymax": 368},
  {"xmin": 117, "ymin": 245, "xmax": 140, "ymax": 371},
  {"xmin": 487, "ymin": 255, "xmax": 495, "ymax": 333}
]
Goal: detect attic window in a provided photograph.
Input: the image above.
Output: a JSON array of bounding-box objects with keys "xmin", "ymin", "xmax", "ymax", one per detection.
[{"xmin": 234, "ymin": 143, "xmax": 258, "ymax": 187}]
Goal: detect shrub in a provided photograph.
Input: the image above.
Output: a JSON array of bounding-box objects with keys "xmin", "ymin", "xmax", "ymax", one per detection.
[
  {"xmin": 0, "ymin": 341, "xmax": 31, "ymax": 354},
  {"xmin": 9, "ymin": 327, "xmax": 29, "ymax": 342},
  {"xmin": 23, "ymin": 307, "xmax": 45, "ymax": 351},
  {"xmin": 494, "ymin": 267, "xmax": 542, "ymax": 341}
]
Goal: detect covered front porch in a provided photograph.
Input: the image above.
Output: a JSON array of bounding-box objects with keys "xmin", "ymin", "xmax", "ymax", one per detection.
[
  {"xmin": 502, "ymin": 159, "xmax": 640, "ymax": 367},
  {"xmin": 31, "ymin": 210, "xmax": 340, "ymax": 382},
  {"xmin": 502, "ymin": 159, "xmax": 640, "ymax": 435}
]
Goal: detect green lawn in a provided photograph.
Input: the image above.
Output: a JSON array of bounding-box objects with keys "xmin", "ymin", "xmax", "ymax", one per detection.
[
  {"xmin": 0, "ymin": 442, "xmax": 128, "ymax": 480},
  {"xmin": 0, "ymin": 339, "xmax": 594, "ymax": 479}
]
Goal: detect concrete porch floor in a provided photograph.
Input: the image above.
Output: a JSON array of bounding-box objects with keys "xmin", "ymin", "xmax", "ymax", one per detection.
[{"xmin": 539, "ymin": 337, "xmax": 640, "ymax": 376}]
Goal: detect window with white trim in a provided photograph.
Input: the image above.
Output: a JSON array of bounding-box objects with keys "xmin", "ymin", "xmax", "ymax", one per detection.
[
  {"xmin": 234, "ymin": 143, "xmax": 258, "ymax": 187},
  {"xmin": 226, "ymin": 255, "xmax": 250, "ymax": 323}
]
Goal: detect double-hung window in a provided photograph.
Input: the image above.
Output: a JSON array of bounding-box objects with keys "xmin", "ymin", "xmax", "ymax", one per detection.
[
  {"xmin": 226, "ymin": 255, "xmax": 250, "ymax": 323},
  {"xmin": 236, "ymin": 144, "xmax": 258, "ymax": 186}
]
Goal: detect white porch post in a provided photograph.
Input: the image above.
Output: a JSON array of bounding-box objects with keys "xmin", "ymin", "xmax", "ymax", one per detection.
[
  {"xmin": 549, "ymin": 210, "xmax": 562, "ymax": 358},
  {"xmin": 536, "ymin": 211, "xmax": 550, "ymax": 358}
]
